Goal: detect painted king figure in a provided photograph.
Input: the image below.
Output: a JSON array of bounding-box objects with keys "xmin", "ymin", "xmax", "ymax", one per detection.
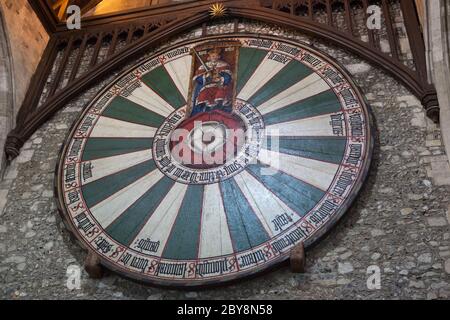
[{"xmin": 191, "ymin": 48, "xmax": 233, "ymax": 117}]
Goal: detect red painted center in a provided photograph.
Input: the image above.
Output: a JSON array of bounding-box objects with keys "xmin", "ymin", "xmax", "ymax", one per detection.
[{"xmin": 169, "ymin": 110, "xmax": 247, "ymax": 169}]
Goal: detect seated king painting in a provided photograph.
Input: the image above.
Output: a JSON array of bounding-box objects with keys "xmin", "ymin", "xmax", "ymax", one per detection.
[{"xmin": 188, "ymin": 42, "xmax": 241, "ymax": 117}]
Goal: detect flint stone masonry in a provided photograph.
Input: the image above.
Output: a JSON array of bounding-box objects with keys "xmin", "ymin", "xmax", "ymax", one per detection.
[{"xmin": 0, "ymin": 19, "xmax": 449, "ymax": 300}]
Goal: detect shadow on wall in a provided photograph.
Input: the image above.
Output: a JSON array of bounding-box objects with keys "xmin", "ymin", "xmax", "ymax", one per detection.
[{"xmin": 0, "ymin": 7, "xmax": 14, "ymax": 179}]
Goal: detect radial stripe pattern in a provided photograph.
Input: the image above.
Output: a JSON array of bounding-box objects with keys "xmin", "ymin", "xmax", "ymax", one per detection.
[
  {"xmin": 247, "ymin": 60, "xmax": 312, "ymax": 107},
  {"xmin": 58, "ymin": 36, "xmax": 373, "ymax": 287},
  {"xmin": 164, "ymin": 55, "xmax": 193, "ymax": 100},
  {"xmin": 263, "ymin": 90, "xmax": 342, "ymax": 126},
  {"xmin": 131, "ymin": 183, "xmax": 189, "ymax": 257},
  {"xmin": 264, "ymin": 137, "xmax": 347, "ymax": 164},
  {"xmin": 89, "ymin": 169, "xmax": 164, "ymax": 228},
  {"xmin": 246, "ymin": 164, "xmax": 325, "ymax": 216},
  {"xmin": 89, "ymin": 116, "xmax": 157, "ymax": 138},
  {"xmin": 162, "ymin": 185, "xmax": 204, "ymax": 260},
  {"xmin": 104, "ymin": 96, "xmax": 166, "ymax": 127},
  {"xmin": 220, "ymin": 179, "xmax": 271, "ymax": 252},
  {"xmin": 198, "ymin": 184, "xmax": 234, "ymax": 259},
  {"xmin": 123, "ymin": 83, "xmax": 175, "ymax": 118},
  {"xmin": 82, "ymin": 149, "xmax": 153, "ymax": 184},
  {"xmin": 82, "ymin": 138, "xmax": 154, "ymax": 161},
  {"xmin": 141, "ymin": 66, "xmax": 186, "ymax": 109}
]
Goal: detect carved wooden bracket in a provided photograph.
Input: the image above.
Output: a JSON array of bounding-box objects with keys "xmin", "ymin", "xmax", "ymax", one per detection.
[{"xmin": 4, "ymin": 130, "xmax": 24, "ymax": 160}]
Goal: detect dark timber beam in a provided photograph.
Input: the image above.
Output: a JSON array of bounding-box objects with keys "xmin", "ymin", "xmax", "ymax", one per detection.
[{"xmin": 48, "ymin": 0, "xmax": 103, "ymax": 20}]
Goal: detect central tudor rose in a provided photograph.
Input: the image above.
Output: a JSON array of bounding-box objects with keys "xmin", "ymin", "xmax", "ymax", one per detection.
[{"xmin": 169, "ymin": 110, "xmax": 247, "ymax": 169}]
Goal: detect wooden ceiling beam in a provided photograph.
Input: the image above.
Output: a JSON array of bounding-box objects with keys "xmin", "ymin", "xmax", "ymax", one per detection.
[
  {"xmin": 52, "ymin": 0, "xmax": 72, "ymax": 20},
  {"xmin": 32, "ymin": 0, "xmax": 245, "ymax": 34},
  {"xmin": 48, "ymin": 0, "xmax": 104, "ymax": 20},
  {"xmin": 28, "ymin": 0, "xmax": 59, "ymax": 34},
  {"xmin": 29, "ymin": 0, "xmax": 104, "ymax": 33},
  {"xmin": 72, "ymin": 0, "xmax": 104, "ymax": 15}
]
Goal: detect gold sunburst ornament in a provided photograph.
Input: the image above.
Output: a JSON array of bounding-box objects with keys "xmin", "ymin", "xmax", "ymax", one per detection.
[{"xmin": 209, "ymin": 3, "xmax": 227, "ymax": 18}]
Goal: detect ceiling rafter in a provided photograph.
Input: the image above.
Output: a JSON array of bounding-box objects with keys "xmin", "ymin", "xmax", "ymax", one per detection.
[{"xmin": 48, "ymin": 0, "xmax": 104, "ymax": 20}]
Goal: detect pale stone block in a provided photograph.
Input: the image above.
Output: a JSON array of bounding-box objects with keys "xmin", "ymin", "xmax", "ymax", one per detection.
[
  {"xmin": 430, "ymin": 159, "xmax": 450, "ymax": 173},
  {"xmin": 380, "ymin": 40, "xmax": 391, "ymax": 53},
  {"xmin": 427, "ymin": 158, "xmax": 450, "ymax": 185},
  {"xmin": 411, "ymin": 112, "xmax": 427, "ymax": 127},
  {"xmin": 338, "ymin": 262, "xmax": 354, "ymax": 274},
  {"xmin": 345, "ymin": 63, "xmax": 371, "ymax": 74},
  {"xmin": 435, "ymin": 175, "xmax": 450, "ymax": 186},
  {"xmin": 427, "ymin": 217, "xmax": 448, "ymax": 227},
  {"xmin": 16, "ymin": 149, "xmax": 34, "ymax": 164},
  {"xmin": 22, "ymin": 140, "xmax": 33, "ymax": 150},
  {"xmin": 4, "ymin": 163, "xmax": 18, "ymax": 180},
  {"xmin": 0, "ymin": 189, "xmax": 8, "ymax": 215},
  {"xmin": 422, "ymin": 155, "xmax": 448, "ymax": 164},
  {"xmin": 447, "ymin": 205, "xmax": 450, "ymax": 224},
  {"xmin": 426, "ymin": 140, "xmax": 443, "ymax": 147},
  {"xmin": 399, "ymin": 38, "xmax": 411, "ymax": 54},
  {"xmin": 56, "ymin": 123, "xmax": 68, "ymax": 130},
  {"xmin": 396, "ymin": 95, "xmax": 421, "ymax": 107}
]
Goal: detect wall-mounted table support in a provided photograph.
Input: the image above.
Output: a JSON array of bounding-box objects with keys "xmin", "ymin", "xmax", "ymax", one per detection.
[
  {"xmin": 290, "ymin": 242, "xmax": 306, "ymax": 274},
  {"xmin": 84, "ymin": 251, "xmax": 104, "ymax": 279}
]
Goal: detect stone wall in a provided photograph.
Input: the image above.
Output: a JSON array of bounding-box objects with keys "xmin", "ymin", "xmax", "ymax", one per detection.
[
  {"xmin": 0, "ymin": 18, "xmax": 449, "ymax": 299},
  {"xmin": 0, "ymin": 10, "xmax": 13, "ymax": 180},
  {"xmin": 0, "ymin": 0, "xmax": 49, "ymax": 116}
]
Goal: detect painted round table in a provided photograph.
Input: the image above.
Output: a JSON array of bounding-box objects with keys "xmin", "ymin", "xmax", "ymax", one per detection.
[{"xmin": 56, "ymin": 35, "xmax": 373, "ymax": 287}]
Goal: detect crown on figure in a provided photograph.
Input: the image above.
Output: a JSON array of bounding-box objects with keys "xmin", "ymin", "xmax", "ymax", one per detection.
[{"xmin": 208, "ymin": 48, "xmax": 223, "ymax": 56}]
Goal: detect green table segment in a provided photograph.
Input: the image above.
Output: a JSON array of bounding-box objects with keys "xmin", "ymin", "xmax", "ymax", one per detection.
[{"xmin": 57, "ymin": 35, "xmax": 373, "ymax": 287}]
